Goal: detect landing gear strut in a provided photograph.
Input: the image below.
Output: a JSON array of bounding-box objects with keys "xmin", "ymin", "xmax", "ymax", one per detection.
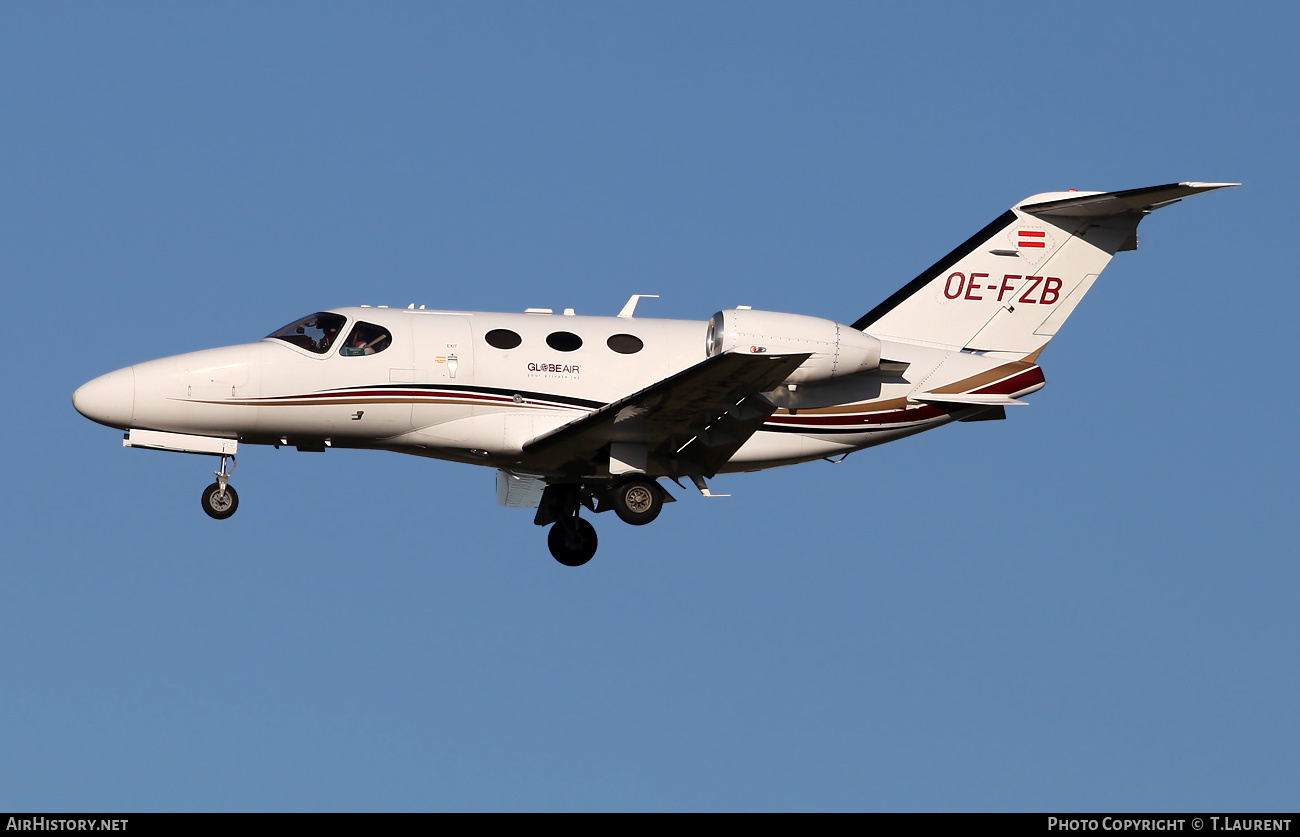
[{"xmin": 201, "ymin": 455, "xmax": 239, "ymax": 520}]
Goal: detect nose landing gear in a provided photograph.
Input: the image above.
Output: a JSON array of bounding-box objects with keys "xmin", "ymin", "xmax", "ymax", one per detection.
[{"xmin": 200, "ymin": 455, "xmax": 239, "ymax": 520}]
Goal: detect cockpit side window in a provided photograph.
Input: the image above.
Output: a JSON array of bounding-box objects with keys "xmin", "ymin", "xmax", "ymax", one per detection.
[
  {"xmin": 341, "ymin": 322, "xmax": 392, "ymax": 356},
  {"xmin": 267, "ymin": 312, "xmax": 348, "ymax": 354}
]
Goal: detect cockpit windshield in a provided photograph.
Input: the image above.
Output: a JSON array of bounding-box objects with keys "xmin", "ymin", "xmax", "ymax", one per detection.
[{"xmin": 266, "ymin": 312, "xmax": 348, "ymax": 354}]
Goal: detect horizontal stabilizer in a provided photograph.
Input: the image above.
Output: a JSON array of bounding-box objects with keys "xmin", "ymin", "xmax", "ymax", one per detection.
[
  {"xmin": 910, "ymin": 393, "xmax": 1028, "ymax": 407},
  {"xmin": 958, "ymin": 406, "xmax": 1007, "ymax": 422},
  {"xmin": 1020, "ymin": 182, "xmax": 1239, "ymax": 217}
]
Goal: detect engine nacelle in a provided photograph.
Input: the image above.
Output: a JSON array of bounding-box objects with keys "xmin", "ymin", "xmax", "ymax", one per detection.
[{"xmin": 705, "ymin": 309, "xmax": 882, "ymax": 384}]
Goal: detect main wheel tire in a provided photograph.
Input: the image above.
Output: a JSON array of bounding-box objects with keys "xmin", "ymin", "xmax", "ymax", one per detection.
[
  {"xmin": 548, "ymin": 518, "xmax": 598, "ymax": 566},
  {"xmin": 201, "ymin": 482, "xmax": 239, "ymax": 520},
  {"xmin": 613, "ymin": 479, "xmax": 663, "ymax": 526}
]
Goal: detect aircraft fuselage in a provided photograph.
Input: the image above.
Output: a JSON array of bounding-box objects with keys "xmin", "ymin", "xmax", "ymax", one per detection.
[{"xmin": 75, "ymin": 305, "xmax": 1029, "ymax": 475}]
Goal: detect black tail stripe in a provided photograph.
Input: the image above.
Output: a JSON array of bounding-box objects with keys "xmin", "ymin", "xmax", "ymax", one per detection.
[{"xmin": 851, "ymin": 209, "xmax": 1017, "ymax": 331}]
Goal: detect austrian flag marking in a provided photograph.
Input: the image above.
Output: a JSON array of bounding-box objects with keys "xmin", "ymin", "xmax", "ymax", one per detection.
[{"xmin": 1018, "ymin": 229, "xmax": 1046, "ymax": 248}]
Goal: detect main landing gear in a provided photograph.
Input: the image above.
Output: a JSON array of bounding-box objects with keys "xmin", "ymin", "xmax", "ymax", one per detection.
[
  {"xmin": 536, "ymin": 483, "xmax": 598, "ymax": 566},
  {"xmin": 548, "ymin": 518, "xmax": 598, "ymax": 567},
  {"xmin": 536, "ymin": 477, "xmax": 668, "ymax": 566},
  {"xmin": 612, "ymin": 478, "xmax": 664, "ymax": 526},
  {"xmin": 200, "ymin": 455, "xmax": 239, "ymax": 520}
]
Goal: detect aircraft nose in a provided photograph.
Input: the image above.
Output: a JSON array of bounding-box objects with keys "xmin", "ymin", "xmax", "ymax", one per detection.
[{"xmin": 73, "ymin": 367, "xmax": 136, "ymax": 429}]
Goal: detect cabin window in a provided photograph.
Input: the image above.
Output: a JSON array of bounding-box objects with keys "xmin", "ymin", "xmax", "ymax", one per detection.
[
  {"xmin": 267, "ymin": 312, "xmax": 348, "ymax": 354},
  {"xmin": 606, "ymin": 334, "xmax": 644, "ymax": 354},
  {"xmin": 485, "ymin": 328, "xmax": 522, "ymax": 350},
  {"xmin": 341, "ymin": 322, "xmax": 392, "ymax": 356},
  {"xmin": 546, "ymin": 331, "xmax": 583, "ymax": 352}
]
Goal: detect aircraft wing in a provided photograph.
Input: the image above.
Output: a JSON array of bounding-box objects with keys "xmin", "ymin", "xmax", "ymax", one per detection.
[{"xmin": 521, "ymin": 350, "xmax": 810, "ymax": 478}]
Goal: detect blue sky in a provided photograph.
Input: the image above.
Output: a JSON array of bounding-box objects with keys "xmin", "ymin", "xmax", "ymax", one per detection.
[{"xmin": 3, "ymin": 2, "xmax": 1296, "ymax": 812}]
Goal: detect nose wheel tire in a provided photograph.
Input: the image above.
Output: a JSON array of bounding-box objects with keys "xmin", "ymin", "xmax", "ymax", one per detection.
[
  {"xmin": 613, "ymin": 479, "xmax": 663, "ymax": 526},
  {"xmin": 201, "ymin": 482, "xmax": 239, "ymax": 520},
  {"xmin": 548, "ymin": 518, "xmax": 598, "ymax": 566}
]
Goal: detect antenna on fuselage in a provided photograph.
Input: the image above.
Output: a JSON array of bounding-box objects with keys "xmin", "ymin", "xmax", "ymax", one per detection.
[{"xmin": 618, "ymin": 294, "xmax": 659, "ymax": 318}]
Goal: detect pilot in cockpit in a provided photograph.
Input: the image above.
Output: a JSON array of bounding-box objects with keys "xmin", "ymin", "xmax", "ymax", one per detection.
[
  {"xmin": 349, "ymin": 329, "xmax": 370, "ymax": 348},
  {"xmin": 342, "ymin": 322, "xmax": 391, "ymax": 356},
  {"xmin": 320, "ymin": 322, "xmax": 341, "ymax": 352}
]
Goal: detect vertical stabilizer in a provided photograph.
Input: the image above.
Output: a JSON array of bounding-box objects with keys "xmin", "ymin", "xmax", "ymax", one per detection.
[{"xmin": 852, "ymin": 183, "xmax": 1237, "ymax": 355}]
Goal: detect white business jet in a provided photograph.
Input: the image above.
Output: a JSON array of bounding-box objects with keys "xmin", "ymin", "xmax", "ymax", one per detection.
[{"xmin": 73, "ymin": 182, "xmax": 1235, "ymax": 566}]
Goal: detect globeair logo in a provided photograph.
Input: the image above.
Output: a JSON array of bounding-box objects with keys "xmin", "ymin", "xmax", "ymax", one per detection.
[{"xmin": 527, "ymin": 363, "xmax": 580, "ymax": 374}]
